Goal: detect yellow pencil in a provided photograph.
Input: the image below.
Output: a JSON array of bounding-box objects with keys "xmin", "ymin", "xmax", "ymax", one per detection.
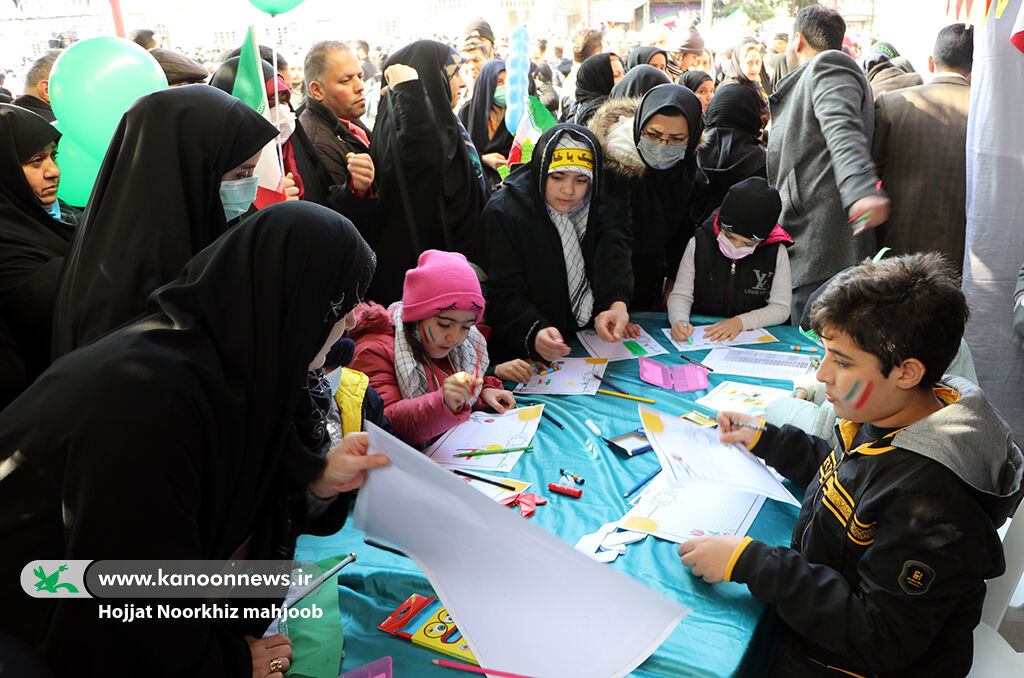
[{"xmin": 597, "ymin": 389, "xmax": 656, "ymax": 404}]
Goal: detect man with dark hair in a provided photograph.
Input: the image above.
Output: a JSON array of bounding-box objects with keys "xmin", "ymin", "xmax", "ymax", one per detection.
[
  {"xmin": 561, "ymin": 28, "xmax": 603, "ymax": 112},
  {"xmin": 149, "ymin": 48, "xmax": 208, "ymax": 86},
  {"xmin": 13, "ymin": 50, "xmax": 61, "ymax": 122},
  {"xmin": 297, "ymin": 41, "xmax": 376, "ymax": 229},
  {"xmin": 681, "ymin": 252, "xmax": 1023, "ymax": 678},
  {"xmin": 223, "ymin": 44, "xmax": 289, "ymax": 82},
  {"xmin": 130, "ymin": 28, "xmax": 157, "ymax": 50},
  {"xmin": 550, "ymin": 44, "xmax": 572, "ymax": 77},
  {"xmin": 872, "ymin": 24, "xmax": 973, "ymax": 274},
  {"xmin": 768, "ymin": 5, "xmax": 889, "ymax": 322},
  {"xmin": 460, "ymin": 37, "xmax": 491, "ymax": 101},
  {"xmin": 351, "ymin": 39, "xmax": 377, "ymax": 80},
  {"xmin": 764, "ymin": 32, "xmax": 790, "ymax": 87}
]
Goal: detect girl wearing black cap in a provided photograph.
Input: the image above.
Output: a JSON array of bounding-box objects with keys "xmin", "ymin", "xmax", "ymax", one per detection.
[{"xmin": 668, "ymin": 177, "xmax": 792, "ymax": 342}]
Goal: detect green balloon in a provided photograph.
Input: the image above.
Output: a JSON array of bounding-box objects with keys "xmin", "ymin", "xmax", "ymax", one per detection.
[
  {"xmin": 55, "ymin": 135, "xmax": 102, "ymax": 208},
  {"xmin": 50, "ymin": 37, "xmax": 167, "ymax": 160},
  {"xmin": 247, "ymin": 0, "xmax": 304, "ymax": 15}
]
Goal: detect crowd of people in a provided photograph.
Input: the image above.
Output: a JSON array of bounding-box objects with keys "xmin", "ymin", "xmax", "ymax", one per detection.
[{"xmin": 1, "ymin": 5, "xmax": 1022, "ymax": 678}]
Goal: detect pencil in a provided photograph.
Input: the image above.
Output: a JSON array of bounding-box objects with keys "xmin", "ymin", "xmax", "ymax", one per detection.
[
  {"xmin": 363, "ymin": 537, "xmax": 408, "ymax": 558},
  {"xmin": 451, "ymin": 469, "xmax": 517, "ymax": 490},
  {"xmin": 678, "ymin": 353, "xmax": 714, "ymax": 372},
  {"xmin": 731, "ymin": 421, "xmax": 767, "ymax": 432},
  {"xmin": 597, "ymin": 375, "xmax": 629, "ymax": 395},
  {"xmin": 597, "ymin": 389, "xmax": 656, "ymax": 404},
  {"xmin": 432, "ymin": 658, "xmax": 536, "ymax": 678},
  {"xmin": 623, "ymin": 466, "xmax": 662, "ymax": 499},
  {"xmin": 602, "ymin": 374, "xmax": 651, "ymax": 390},
  {"xmin": 454, "ymin": 446, "xmax": 534, "ymax": 457},
  {"xmin": 541, "ymin": 411, "xmax": 565, "ymax": 429}
]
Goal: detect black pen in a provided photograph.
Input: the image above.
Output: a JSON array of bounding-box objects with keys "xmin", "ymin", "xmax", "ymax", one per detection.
[
  {"xmin": 678, "ymin": 353, "xmax": 714, "ymax": 372},
  {"xmin": 451, "ymin": 468, "xmax": 517, "ymax": 491},
  {"xmin": 363, "ymin": 537, "xmax": 408, "ymax": 558},
  {"xmin": 542, "ymin": 411, "xmax": 565, "ymax": 429}
]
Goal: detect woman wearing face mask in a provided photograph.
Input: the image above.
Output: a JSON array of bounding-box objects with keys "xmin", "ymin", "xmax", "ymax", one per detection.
[
  {"xmin": 0, "ymin": 104, "xmax": 78, "ymax": 406},
  {"xmin": 457, "ymin": 59, "xmax": 522, "ymax": 193},
  {"xmin": 368, "ymin": 40, "xmax": 488, "ymax": 305},
  {"xmin": 211, "ymin": 57, "xmax": 333, "ymax": 206},
  {"xmin": 52, "ymin": 85, "xmax": 278, "ymax": 358},
  {"xmin": 0, "ymin": 203, "xmax": 389, "ymax": 678},
  {"xmin": 668, "ymin": 177, "xmax": 792, "ymax": 342},
  {"xmin": 483, "ymin": 124, "xmax": 637, "ymax": 362},
  {"xmin": 588, "ymin": 83, "xmax": 704, "ymax": 310}
]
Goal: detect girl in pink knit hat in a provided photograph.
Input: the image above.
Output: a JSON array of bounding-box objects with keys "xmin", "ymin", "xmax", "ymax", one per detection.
[{"xmin": 350, "ymin": 250, "xmax": 524, "ymax": 446}]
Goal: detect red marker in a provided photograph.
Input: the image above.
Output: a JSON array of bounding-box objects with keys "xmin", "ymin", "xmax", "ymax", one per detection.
[{"xmin": 548, "ymin": 482, "xmax": 583, "ymax": 498}]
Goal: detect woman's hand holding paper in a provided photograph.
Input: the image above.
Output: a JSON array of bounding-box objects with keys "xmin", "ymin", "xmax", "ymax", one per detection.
[{"xmin": 308, "ymin": 432, "xmax": 390, "ymax": 499}]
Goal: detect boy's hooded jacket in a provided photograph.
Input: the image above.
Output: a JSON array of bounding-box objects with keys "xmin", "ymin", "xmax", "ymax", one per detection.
[
  {"xmin": 483, "ymin": 124, "xmax": 632, "ymax": 361},
  {"xmin": 731, "ymin": 376, "xmax": 1024, "ymax": 677}
]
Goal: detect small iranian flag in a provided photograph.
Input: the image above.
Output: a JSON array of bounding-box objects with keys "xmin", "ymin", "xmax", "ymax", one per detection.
[
  {"xmin": 233, "ymin": 25, "xmax": 286, "ymax": 208},
  {"xmin": 499, "ymin": 96, "xmax": 558, "ymax": 178}
]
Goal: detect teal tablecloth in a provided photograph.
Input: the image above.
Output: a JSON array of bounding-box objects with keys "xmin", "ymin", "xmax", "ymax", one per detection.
[{"xmin": 294, "ymin": 313, "xmax": 811, "ymax": 677}]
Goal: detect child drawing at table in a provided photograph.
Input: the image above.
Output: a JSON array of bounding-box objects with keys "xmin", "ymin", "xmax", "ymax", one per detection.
[
  {"xmin": 679, "ymin": 254, "xmax": 1023, "ymax": 677},
  {"xmin": 350, "ymin": 250, "xmax": 524, "ymax": 446},
  {"xmin": 667, "ymin": 177, "xmax": 792, "ymax": 343}
]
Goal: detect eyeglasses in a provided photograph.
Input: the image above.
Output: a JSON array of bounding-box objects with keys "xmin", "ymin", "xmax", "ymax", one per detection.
[{"xmin": 640, "ymin": 129, "xmax": 689, "ymax": 146}]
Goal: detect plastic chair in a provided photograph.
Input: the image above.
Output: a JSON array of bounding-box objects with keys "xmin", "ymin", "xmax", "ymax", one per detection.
[{"xmin": 966, "ymin": 513, "xmax": 1024, "ymax": 676}]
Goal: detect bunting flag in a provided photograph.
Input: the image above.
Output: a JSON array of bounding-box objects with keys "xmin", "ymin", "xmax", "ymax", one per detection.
[
  {"xmin": 502, "ymin": 96, "xmax": 559, "ymax": 176},
  {"xmin": 233, "ymin": 25, "xmax": 286, "ymax": 208}
]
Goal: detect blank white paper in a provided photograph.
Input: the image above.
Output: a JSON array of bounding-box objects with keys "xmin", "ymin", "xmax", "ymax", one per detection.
[{"xmin": 354, "ymin": 424, "xmax": 688, "ymax": 678}]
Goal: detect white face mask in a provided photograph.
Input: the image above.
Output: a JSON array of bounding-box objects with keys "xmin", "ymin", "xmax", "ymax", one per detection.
[
  {"xmin": 268, "ymin": 105, "xmax": 296, "ymax": 145},
  {"xmin": 219, "ymin": 175, "xmax": 259, "ymax": 222},
  {"xmin": 637, "ymin": 137, "xmax": 687, "ymax": 170},
  {"xmin": 717, "ymin": 231, "xmax": 757, "ymax": 260}
]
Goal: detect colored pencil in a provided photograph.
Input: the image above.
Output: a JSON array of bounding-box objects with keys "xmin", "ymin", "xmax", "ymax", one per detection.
[
  {"xmin": 451, "ymin": 469, "xmax": 516, "ymax": 491},
  {"xmin": 541, "ymin": 411, "xmax": 565, "ymax": 429},
  {"xmin": 363, "ymin": 537, "xmax": 408, "ymax": 558},
  {"xmin": 597, "ymin": 375, "xmax": 629, "ymax": 395},
  {"xmin": 731, "ymin": 421, "xmax": 767, "ymax": 432},
  {"xmin": 454, "ymin": 446, "xmax": 534, "ymax": 458},
  {"xmin": 432, "ymin": 658, "xmax": 536, "ymax": 678},
  {"xmin": 678, "ymin": 353, "xmax": 714, "ymax": 372},
  {"xmin": 789, "ymin": 345, "xmax": 819, "ymax": 353},
  {"xmin": 623, "ymin": 466, "xmax": 662, "ymax": 499},
  {"xmin": 597, "ymin": 389, "xmax": 656, "ymax": 404},
  {"xmin": 602, "ymin": 374, "xmax": 652, "ymax": 390}
]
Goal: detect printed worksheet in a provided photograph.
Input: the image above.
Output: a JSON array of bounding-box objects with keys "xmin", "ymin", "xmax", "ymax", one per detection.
[
  {"xmin": 662, "ymin": 326, "xmax": 778, "ymax": 351},
  {"xmin": 638, "ymin": 405, "xmax": 800, "ymax": 507},
  {"xmin": 621, "ymin": 475, "xmax": 765, "ymax": 544},
  {"xmin": 701, "ymin": 347, "xmax": 817, "ymax": 381},
  {"xmin": 695, "ymin": 381, "xmax": 793, "ymax": 415},
  {"xmin": 514, "ymin": 358, "xmax": 608, "ymax": 395},
  {"xmin": 424, "ymin": 405, "xmax": 543, "ymax": 472},
  {"xmin": 577, "ymin": 328, "xmax": 668, "ymax": 361}
]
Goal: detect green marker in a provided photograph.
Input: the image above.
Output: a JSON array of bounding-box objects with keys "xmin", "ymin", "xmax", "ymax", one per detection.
[{"xmin": 454, "ymin": 446, "xmax": 534, "ymax": 458}]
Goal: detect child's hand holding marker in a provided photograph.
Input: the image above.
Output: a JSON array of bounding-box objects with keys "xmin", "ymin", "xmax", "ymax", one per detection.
[
  {"xmin": 443, "ymin": 372, "xmax": 482, "ymax": 413},
  {"xmin": 670, "ymin": 320, "xmax": 695, "ymax": 342},
  {"xmin": 716, "ymin": 411, "xmax": 765, "ymax": 446}
]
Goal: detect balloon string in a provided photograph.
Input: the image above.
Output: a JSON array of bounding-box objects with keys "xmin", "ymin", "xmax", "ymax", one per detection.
[{"xmin": 271, "ymin": 29, "xmax": 286, "ymax": 191}]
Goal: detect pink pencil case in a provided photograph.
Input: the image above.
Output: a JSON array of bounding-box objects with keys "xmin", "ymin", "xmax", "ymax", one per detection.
[{"xmin": 638, "ymin": 356, "xmax": 709, "ymax": 392}]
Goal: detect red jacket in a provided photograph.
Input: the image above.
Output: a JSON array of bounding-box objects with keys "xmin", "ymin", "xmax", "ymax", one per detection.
[{"xmin": 350, "ymin": 303, "xmax": 502, "ymax": 445}]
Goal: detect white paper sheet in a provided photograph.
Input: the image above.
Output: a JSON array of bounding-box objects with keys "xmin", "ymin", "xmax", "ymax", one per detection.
[
  {"xmin": 695, "ymin": 381, "xmax": 794, "ymax": 415},
  {"xmin": 638, "ymin": 406, "xmax": 801, "ymax": 507},
  {"xmin": 662, "ymin": 326, "xmax": 779, "ymax": 351},
  {"xmin": 577, "ymin": 327, "xmax": 669, "ymax": 361},
  {"xmin": 513, "ymin": 358, "xmax": 608, "ymax": 395},
  {"xmin": 701, "ymin": 347, "xmax": 817, "ymax": 381},
  {"xmin": 621, "ymin": 475, "xmax": 765, "ymax": 544},
  {"xmin": 355, "ymin": 424, "xmax": 688, "ymax": 678},
  {"xmin": 423, "ymin": 406, "xmax": 544, "ymax": 472}
]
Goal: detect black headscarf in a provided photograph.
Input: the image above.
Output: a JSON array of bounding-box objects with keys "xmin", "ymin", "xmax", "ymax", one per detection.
[
  {"xmin": 678, "ymin": 70, "xmax": 712, "ymax": 93},
  {"xmin": 383, "ymin": 40, "xmax": 485, "ymax": 218},
  {"xmin": 633, "ymin": 83, "xmax": 704, "ymax": 178},
  {"xmin": 573, "ymin": 52, "xmax": 620, "ymax": 125},
  {"xmin": 694, "ymin": 83, "xmax": 767, "ymax": 224},
  {"xmin": 626, "ymin": 46, "xmax": 668, "ymax": 71},
  {"xmin": 458, "ymin": 59, "xmax": 513, "ymax": 157},
  {"xmin": 722, "ymin": 41, "xmax": 773, "ymax": 97},
  {"xmin": 0, "ymin": 104, "xmax": 74, "ymax": 391},
  {"xmin": 52, "ymin": 85, "xmax": 278, "ymax": 358},
  {"xmin": 0, "ymin": 202, "xmax": 376, "ymax": 668},
  {"xmin": 703, "ymin": 82, "xmax": 763, "ymax": 136},
  {"xmin": 609, "ymin": 64, "xmax": 670, "ymax": 100}
]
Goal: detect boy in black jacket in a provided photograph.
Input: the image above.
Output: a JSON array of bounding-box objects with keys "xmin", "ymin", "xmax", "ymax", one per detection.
[{"xmin": 679, "ymin": 253, "xmax": 1023, "ymax": 677}]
